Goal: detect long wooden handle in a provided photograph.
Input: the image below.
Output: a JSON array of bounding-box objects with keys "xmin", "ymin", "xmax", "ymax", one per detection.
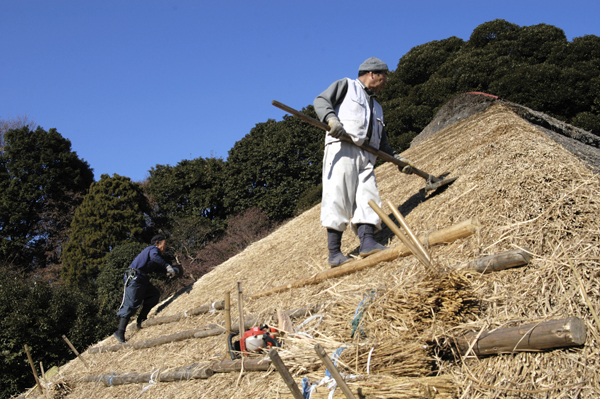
[{"xmin": 271, "ymin": 100, "xmax": 433, "ymax": 181}]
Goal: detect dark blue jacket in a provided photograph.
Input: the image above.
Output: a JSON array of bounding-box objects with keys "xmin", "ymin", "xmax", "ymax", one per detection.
[{"xmin": 127, "ymin": 245, "xmax": 170, "ymax": 282}]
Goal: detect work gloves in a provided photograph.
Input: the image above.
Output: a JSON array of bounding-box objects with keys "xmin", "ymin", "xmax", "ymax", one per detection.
[
  {"xmin": 327, "ymin": 116, "xmax": 346, "ymax": 139},
  {"xmin": 166, "ymin": 265, "xmax": 179, "ymax": 278},
  {"xmin": 394, "ymin": 154, "xmax": 414, "ymax": 175}
]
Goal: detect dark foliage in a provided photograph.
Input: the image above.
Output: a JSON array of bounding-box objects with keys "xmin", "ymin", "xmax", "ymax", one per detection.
[
  {"xmin": 0, "ymin": 271, "xmax": 103, "ymax": 398},
  {"xmin": 62, "ymin": 174, "xmax": 152, "ymax": 287},
  {"xmin": 0, "ymin": 126, "xmax": 93, "ymax": 270}
]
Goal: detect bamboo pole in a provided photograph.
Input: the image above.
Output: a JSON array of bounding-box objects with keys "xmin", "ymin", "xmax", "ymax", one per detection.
[
  {"xmin": 368, "ymin": 199, "xmax": 430, "ymax": 267},
  {"xmin": 24, "ymin": 345, "xmax": 42, "ymax": 393},
  {"xmin": 39, "ymin": 362, "xmax": 50, "ymax": 399},
  {"xmin": 237, "ymin": 282, "xmax": 245, "ymax": 334},
  {"xmin": 225, "ymin": 291, "xmax": 231, "ymax": 353},
  {"xmin": 455, "ymin": 317, "xmax": 587, "ymax": 356},
  {"xmin": 62, "ymin": 335, "xmax": 90, "ymax": 370},
  {"xmin": 250, "ymin": 218, "xmax": 480, "ymax": 299},
  {"xmin": 269, "ymin": 349, "xmax": 304, "ymax": 399},
  {"xmin": 455, "ymin": 247, "xmax": 532, "ymax": 273},
  {"xmin": 89, "ymin": 305, "xmax": 320, "ymax": 354},
  {"xmin": 385, "ymin": 200, "xmax": 431, "ymax": 263},
  {"xmin": 140, "ymin": 300, "xmax": 225, "ymax": 328},
  {"xmin": 314, "ymin": 344, "xmax": 356, "ymax": 399}
]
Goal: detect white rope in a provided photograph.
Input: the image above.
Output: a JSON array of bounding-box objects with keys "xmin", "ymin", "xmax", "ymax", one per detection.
[
  {"xmin": 367, "ymin": 347, "xmax": 374, "ymax": 374},
  {"xmin": 141, "ymin": 369, "xmax": 160, "ymax": 392},
  {"xmin": 210, "ymin": 301, "xmax": 218, "ymax": 313}
]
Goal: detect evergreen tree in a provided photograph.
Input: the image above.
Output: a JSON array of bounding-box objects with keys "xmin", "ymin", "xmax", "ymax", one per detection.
[
  {"xmin": 0, "ymin": 126, "xmax": 93, "ymax": 269},
  {"xmin": 223, "ymin": 108, "xmax": 324, "ymax": 221},
  {"xmin": 62, "ymin": 174, "xmax": 151, "ymax": 287}
]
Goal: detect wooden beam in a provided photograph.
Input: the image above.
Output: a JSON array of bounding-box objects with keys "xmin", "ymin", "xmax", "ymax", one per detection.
[
  {"xmin": 455, "ymin": 317, "xmax": 587, "ymax": 356},
  {"xmin": 83, "ymin": 365, "xmax": 213, "ymax": 387},
  {"xmin": 141, "ymin": 300, "xmax": 225, "ymax": 328},
  {"xmin": 456, "ymin": 247, "xmax": 532, "ymax": 274},
  {"xmin": 250, "ymin": 218, "xmax": 480, "ymax": 299}
]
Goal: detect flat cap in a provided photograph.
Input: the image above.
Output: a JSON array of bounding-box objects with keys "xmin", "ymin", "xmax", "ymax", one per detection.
[
  {"xmin": 151, "ymin": 234, "xmax": 166, "ymax": 245},
  {"xmin": 358, "ymin": 57, "xmax": 389, "ymax": 72}
]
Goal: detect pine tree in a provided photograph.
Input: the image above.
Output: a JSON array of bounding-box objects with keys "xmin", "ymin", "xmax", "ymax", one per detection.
[{"xmin": 62, "ymin": 174, "xmax": 151, "ymax": 286}]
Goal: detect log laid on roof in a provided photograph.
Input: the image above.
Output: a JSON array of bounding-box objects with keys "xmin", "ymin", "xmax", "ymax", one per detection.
[
  {"xmin": 88, "ymin": 305, "xmax": 320, "ymax": 354},
  {"xmin": 455, "ymin": 247, "xmax": 533, "ymax": 274},
  {"xmin": 83, "ymin": 365, "xmax": 213, "ymax": 387},
  {"xmin": 455, "ymin": 317, "xmax": 587, "ymax": 356},
  {"xmin": 81, "ymin": 358, "xmax": 272, "ymax": 387},
  {"xmin": 250, "ymin": 218, "xmax": 481, "ymax": 299},
  {"xmin": 140, "ymin": 300, "xmax": 225, "ymax": 328}
]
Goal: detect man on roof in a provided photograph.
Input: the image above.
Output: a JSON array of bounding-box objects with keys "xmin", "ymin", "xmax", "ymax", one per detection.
[
  {"xmin": 113, "ymin": 234, "xmax": 179, "ymax": 343},
  {"xmin": 314, "ymin": 57, "xmax": 413, "ymax": 267}
]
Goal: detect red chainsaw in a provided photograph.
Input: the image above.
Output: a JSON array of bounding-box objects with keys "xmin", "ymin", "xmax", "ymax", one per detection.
[{"xmin": 228, "ymin": 325, "xmax": 280, "ymax": 360}]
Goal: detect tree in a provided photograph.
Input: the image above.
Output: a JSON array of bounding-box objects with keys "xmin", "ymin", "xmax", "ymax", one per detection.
[
  {"xmin": 62, "ymin": 174, "xmax": 151, "ymax": 287},
  {"xmin": 223, "ymin": 108, "xmax": 324, "ymax": 221},
  {"xmin": 0, "ymin": 126, "xmax": 94, "ymax": 269},
  {"xmin": 0, "ymin": 270, "xmax": 103, "ymax": 398},
  {"xmin": 146, "ymin": 157, "xmax": 227, "ymax": 261}
]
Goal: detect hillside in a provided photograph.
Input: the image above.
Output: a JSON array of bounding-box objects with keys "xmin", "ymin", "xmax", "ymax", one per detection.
[{"xmin": 29, "ymin": 97, "xmax": 599, "ymax": 398}]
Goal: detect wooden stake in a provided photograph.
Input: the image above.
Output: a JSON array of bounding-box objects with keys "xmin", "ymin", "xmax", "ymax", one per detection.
[
  {"xmin": 455, "ymin": 247, "xmax": 532, "ymax": 274},
  {"xmin": 250, "ymin": 218, "xmax": 480, "ymax": 299},
  {"xmin": 269, "ymin": 349, "xmax": 304, "ymax": 399},
  {"xmin": 237, "ymin": 282, "xmax": 245, "ymax": 334},
  {"xmin": 62, "ymin": 335, "xmax": 90, "ymax": 370},
  {"xmin": 225, "ymin": 291, "xmax": 231, "ymax": 353},
  {"xmin": 24, "ymin": 345, "xmax": 42, "ymax": 392},
  {"xmin": 314, "ymin": 344, "xmax": 356, "ymax": 399},
  {"xmin": 455, "ymin": 317, "xmax": 587, "ymax": 356},
  {"xmin": 385, "ymin": 199, "xmax": 431, "ymax": 263}
]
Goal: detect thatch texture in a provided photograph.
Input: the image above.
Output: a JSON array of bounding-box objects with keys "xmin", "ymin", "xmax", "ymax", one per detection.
[{"xmin": 31, "ymin": 102, "xmax": 599, "ymax": 399}]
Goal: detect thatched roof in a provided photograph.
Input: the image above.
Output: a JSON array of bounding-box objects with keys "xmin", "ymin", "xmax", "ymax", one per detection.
[{"xmin": 34, "ymin": 96, "xmax": 600, "ymax": 398}]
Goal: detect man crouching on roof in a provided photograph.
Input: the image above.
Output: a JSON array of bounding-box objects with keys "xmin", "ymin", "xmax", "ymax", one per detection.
[{"xmin": 113, "ymin": 234, "xmax": 179, "ymax": 343}]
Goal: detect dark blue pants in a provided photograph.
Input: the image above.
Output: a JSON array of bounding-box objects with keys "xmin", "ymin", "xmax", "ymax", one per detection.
[{"xmin": 116, "ymin": 277, "xmax": 160, "ymax": 323}]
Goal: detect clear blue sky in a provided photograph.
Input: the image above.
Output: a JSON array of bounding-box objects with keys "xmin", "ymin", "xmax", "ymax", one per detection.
[{"xmin": 2, "ymin": 0, "xmax": 599, "ymax": 182}]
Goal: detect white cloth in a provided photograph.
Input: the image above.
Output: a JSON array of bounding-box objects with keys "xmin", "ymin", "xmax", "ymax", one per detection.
[{"xmin": 321, "ymin": 141, "xmax": 382, "ymax": 233}]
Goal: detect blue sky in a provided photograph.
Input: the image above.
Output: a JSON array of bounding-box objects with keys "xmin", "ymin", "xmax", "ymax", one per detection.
[{"xmin": 2, "ymin": 0, "xmax": 599, "ymax": 183}]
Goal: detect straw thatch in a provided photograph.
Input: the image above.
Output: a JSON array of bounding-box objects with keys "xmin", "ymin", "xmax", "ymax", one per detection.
[{"xmin": 26, "ymin": 97, "xmax": 600, "ymax": 399}]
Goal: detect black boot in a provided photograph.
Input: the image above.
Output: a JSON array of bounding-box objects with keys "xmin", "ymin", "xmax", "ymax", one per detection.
[
  {"xmin": 327, "ymin": 229, "xmax": 351, "ymax": 267},
  {"xmin": 358, "ymin": 224, "xmax": 386, "ymax": 256},
  {"xmin": 113, "ymin": 317, "xmax": 129, "ymax": 344}
]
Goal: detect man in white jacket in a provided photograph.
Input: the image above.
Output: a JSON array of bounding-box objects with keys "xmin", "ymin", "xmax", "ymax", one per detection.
[{"xmin": 314, "ymin": 57, "xmax": 412, "ymax": 267}]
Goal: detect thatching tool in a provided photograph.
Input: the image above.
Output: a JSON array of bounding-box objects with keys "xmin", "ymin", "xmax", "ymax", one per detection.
[
  {"xmin": 368, "ymin": 199, "xmax": 430, "ymax": 268},
  {"xmin": 272, "ymin": 100, "xmax": 457, "ymax": 192}
]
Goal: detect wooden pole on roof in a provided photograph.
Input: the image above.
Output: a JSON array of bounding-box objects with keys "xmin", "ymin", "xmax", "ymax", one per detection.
[
  {"xmin": 24, "ymin": 345, "xmax": 42, "ymax": 394},
  {"xmin": 314, "ymin": 344, "xmax": 356, "ymax": 399},
  {"xmin": 225, "ymin": 291, "xmax": 231, "ymax": 353},
  {"xmin": 237, "ymin": 282, "xmax": 245, "ymax": 334},
  {"xmin": 250, "ymin": 218, "xmax": 480, "ymax": 299},
  {"xmin": 455, "ymin": 317, "xmax": 587, "ymax": 356},
  {"xmin": 455, "ymin": 247, "xmax": 532, "ymax": 274},
  {"xmin": 269, "ymin": 349, "xmax": 304, "ymax": 399},
  {"xmin": 62, "ymin": 335, "xmax": 90, "ymax": 370}
]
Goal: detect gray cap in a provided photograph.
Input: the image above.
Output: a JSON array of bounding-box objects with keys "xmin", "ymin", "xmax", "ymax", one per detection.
[{"xmin": 358, "ymin": 57, "xmax": 388, "ymax": 72}]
